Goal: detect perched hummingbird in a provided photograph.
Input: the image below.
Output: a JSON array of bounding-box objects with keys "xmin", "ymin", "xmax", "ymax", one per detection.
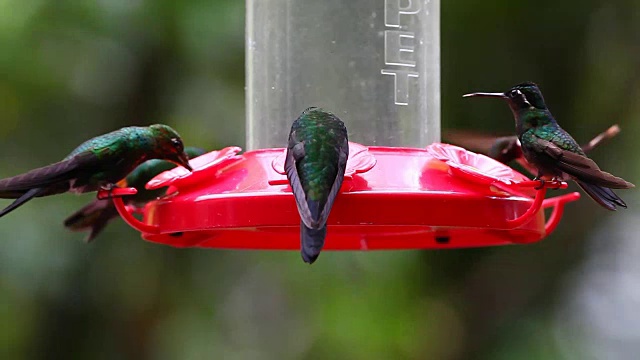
[
  {"xmin": 0, "ymin": 124, "xmax": 192, "ymax": 218},
  {"xmin": 64, "ymin": 146, "xmax": 205, "ymax": 242},
  {"xmin": 285, "ymin": 107, "xmax": 348, "ymax": 264},
  {"xmin": 464, "ymin": 82, "xmax": 634, "ymax": 210}
]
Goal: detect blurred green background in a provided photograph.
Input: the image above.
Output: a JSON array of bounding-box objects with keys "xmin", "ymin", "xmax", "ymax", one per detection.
[{"xmin": 1, "ymin": 1, "xmax": 639, "ymax": 359}]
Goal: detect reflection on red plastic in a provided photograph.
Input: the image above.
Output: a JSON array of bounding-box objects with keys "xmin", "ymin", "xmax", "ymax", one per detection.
[{"xmin": 109, "ymin": 143, "xmax": 580, "ymax": 250}]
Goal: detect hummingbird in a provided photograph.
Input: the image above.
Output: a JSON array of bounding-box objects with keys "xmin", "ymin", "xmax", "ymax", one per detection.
[
  {"xmin": 463, "ymin": 82, "xmax": 634, "ymax": 210},
  {"xmin": 285, "ymin": 107, "xmax": 349, "ymax": 264},
  {"xmin": 0, "ymin": 124, "xmax": 193, "ymax": 218},
  {"xmin": 63, "ymin": 146, "xmax": 205, "ymax": 242}
]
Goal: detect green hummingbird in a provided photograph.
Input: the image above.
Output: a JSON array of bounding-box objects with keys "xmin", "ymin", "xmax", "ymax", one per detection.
[
  {"xmin": 285, "ymin": 107, "xmax": 349, "ymax": 264},
  {"xmin": 463, "ymin": 82, "xmax": 634, "ymax": 210},
  {"xmin": 63, "ymin": 146, "xmax": 205, "ymax": 242},
  {"xmin": 0, "ymin": 124, "xmax": 192, "ymax": 218}
]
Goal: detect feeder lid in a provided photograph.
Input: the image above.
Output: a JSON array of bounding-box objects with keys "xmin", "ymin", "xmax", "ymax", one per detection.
[{"xmin": 104, "ymin": 143, "xmax": 580, "ymax": 250}]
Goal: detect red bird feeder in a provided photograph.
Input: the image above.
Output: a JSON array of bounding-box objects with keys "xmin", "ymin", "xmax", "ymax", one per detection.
[
  {"xmin": 99, "ymin": 1, "xmax": 580, "ymax": 250},
  {"xmin": 100, "ymin": 143, "xmax": 579, "ymax": 250}
]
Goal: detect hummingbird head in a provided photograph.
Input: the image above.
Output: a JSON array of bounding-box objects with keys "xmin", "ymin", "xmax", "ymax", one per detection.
[
  {"xmin": 301, "ymin": 106, "xmax": 324, "ymax": 118},
  {"xmin": 299, "ymin": 106, "xmax": 343, "ymax": 124},
  {"xmin": 463, "ymin": 82, "xmax": 548, "ymax": 112},
  {"xmin": 149, "ymin": 124, "xmax": 193, "ymax": 172}
]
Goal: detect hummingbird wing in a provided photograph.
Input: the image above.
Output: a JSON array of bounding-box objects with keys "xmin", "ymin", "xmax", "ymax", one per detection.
[
  {"xmin": 64, "ymin": 198, "xmax": 119, "ymax": 242},
  {"xmin": 0, "ymin": 151, "xmax": 106, "ymax": 218},
  {"xmin": 284, "ymin": 135, "xmax": 349, "ymax": 229},
  {"xmin": 318, "ymin": 138, "xmax": 349, "ymax": 227},
  {"xmin": 0, "ymin": 151, "xmax": 103, "ymax": 195},
  {"xmin": 487, "ymin": 137, "xmax": 522, "ymax": 164},
  {"xmin": 285, "ymin": 141, "xmax": 316, "ymax": 228},
  {"xmin": 443, "ymin": 130, "xmax": 524, "ymax": 164},
  {"xmin": 531, "ymin": 136, "xmax": 634, "ymax": 189},
  {"xmin": 444, "ymin": 130, "xmax": 514, "ymax": 153},
  {"xmin": 0, "ymin": 187, "xmax": 47, "ymax": 218}
]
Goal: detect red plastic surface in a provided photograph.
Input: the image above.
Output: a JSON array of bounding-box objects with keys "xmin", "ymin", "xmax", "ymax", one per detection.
[{"xmin": 106, "ymin": 143, "xmax": 580, "ymax": 250}]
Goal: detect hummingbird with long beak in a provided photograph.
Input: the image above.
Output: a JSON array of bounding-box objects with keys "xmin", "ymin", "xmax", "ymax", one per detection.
[
  {"xmin": 0, "ymin": 124, "xmax": 192, "ymax": 218},
  {"xmin": 285, "ymin": 107, "xmax": 349, "ymax": 264},
  {"xmin": 64, "ymin": 146, "xmax": 205, "ymax": 242},
  {"xmin": 463, "ymin": 82, "xmax": 634, "ymax": 210}
]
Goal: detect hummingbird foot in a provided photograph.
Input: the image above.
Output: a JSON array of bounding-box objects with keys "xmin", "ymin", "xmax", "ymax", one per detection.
[
  {"xmin": 531, "ymin": 176, "xmax": 565, "ymax": 190},
  {"xmin": 96, "ymin": 183, "xmax": 117, "ymax": 200},
  {"xmin": 96, "ymin": 184, "xmax": 137, "ymax": 200},
  {"xmin": 100, "ymin": 183, "xmax": 116, "ymax": 191},
  {"xmin": 532, "ymin": 177, "xmax": 546, "ymax": 190}
]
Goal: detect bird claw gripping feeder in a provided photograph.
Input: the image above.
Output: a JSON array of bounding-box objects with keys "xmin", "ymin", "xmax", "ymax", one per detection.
[{"xmin": 100, "ymin": 0, "xmax": 580, "ymax": 250}]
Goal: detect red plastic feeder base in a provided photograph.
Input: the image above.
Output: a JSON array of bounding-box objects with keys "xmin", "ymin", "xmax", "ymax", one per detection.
[{"xmin": 100, "ymin": 143, "xmax": 580, "ymax": 250}]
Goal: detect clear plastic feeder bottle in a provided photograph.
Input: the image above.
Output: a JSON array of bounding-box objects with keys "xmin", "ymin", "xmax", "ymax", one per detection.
[{"xmin": 246, "ymin": 0, "xmax": 440, "ymax": 149}]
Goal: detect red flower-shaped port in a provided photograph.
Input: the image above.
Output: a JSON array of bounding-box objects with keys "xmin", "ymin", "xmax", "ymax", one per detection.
[
  {"xmin": 427, "ymin": 143, "xmax": 530, "ymax": 187},
  {"xmin": 146, "ymin": 146, "xmax": 243, "ymax": 192}
]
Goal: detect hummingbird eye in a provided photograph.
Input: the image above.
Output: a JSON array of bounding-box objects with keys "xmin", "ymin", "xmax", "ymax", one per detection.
[
  {"xmin": 170, "ymin": 138, "xmax": 183, "ymax": 152},
  {"xmin": 508, "ymin": 89, "xmax": 532, "ymax": 107}
]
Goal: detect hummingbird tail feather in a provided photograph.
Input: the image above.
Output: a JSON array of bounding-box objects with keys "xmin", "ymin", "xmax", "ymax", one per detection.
[
  {"xmin": 63, "ymin": 199, "xmax": 117, "ymax": 243},
  {"xmin": 0, "ymin": 187, "xmax": 45, "ymax": 218},
  {"xmin": 300, "ymin": 223, "xmax": 326, "ymax": 264},
  {"xmin": 84, "ymin": 223, "xmax": 107, "ymax": 243},
  {"xmin": 576, "ymin": 180, "xmax": 627, "ymax": 211}
]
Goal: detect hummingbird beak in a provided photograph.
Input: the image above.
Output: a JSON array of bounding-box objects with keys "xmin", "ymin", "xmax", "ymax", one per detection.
[
  {"xmin": 462, "ymin": 92, "xmax": 508, "ymax": 99},
  {"xmin": 176, "ymin": 152, "xmax": 193, "ymax": 172}
]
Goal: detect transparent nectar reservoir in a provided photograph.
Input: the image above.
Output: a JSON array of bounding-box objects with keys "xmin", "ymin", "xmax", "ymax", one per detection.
[{"xmin": 246, "ymin": 0, "xmax": 440, "ymax": 149}]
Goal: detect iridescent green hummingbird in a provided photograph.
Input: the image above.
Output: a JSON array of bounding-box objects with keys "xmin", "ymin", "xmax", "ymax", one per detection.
[
  {"xmin": 0, "ymin": 124, "xmax": 192, "ymax": 218},
  {"xmin": 285, "ymin": 107, "xmax": 348, "ymax": 264},
  {"xmin": 64, "ymin": 146, "xmax": 205, "ymax": 242},
  {"xmin": 464, "ymin": 82, "xmax": 634, "ymax": 210}
]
